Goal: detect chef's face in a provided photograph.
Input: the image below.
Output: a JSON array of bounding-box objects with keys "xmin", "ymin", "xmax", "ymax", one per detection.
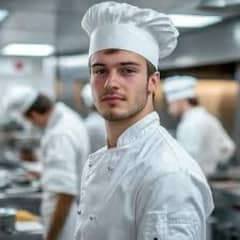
[
  {"xmin": 167, "ymin": 100, "xmax": 183, "ymax": 118},
  {"xmin": 89, "ymin": 49, "xmax": 158, "ymax": 122},
  {"xmin": 24, "ymin": 111, "xmax": 48, "ymax": 128}
]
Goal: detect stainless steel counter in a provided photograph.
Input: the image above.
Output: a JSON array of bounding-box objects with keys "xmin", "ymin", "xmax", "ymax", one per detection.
[
  {"xmin": 0, "ymin": 162, "xmax": 43, "ymax": 239},
  {"xmin": 0, "ymin": 231, "xmax": 42, "ymax": 240},
  {"xmin": 209, "ymin": 167, "xmax": 240, "ymax": 239}
]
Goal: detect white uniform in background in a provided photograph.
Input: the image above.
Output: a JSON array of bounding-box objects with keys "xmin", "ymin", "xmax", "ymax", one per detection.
[
  {"xmin": 75, "ymin": 112, "xmax": 214, "ymax": 240},
  {"xmin": 163, "ymin": 75, "xmax": 236, "ymax": 176},
  {"xmin": 40, "ymin": 102, "xmax": 89, "ymax": 240},
  {"xmin": 84, "ymin": 112, "xmax": 106, "ymax": 153},
  {"xmin": 177, "ymin": 106, "xmax": 235, "ymax": 175}
]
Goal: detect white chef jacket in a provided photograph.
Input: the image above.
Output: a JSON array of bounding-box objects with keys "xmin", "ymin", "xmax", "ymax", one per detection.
[
  {"xmin": 177, "ymin": 106, "xmax": 235, "ymax": 176},
  {"xmin": 84, "ymin": 111, "xmax": 106, "ymax": 153},
  {"xmin": 40, "ymin": 102, "xmax": 90, "ymax": 240},
  {"xmin": 75, "ymin": 111, "xmax": 214, "ymax": 240}
]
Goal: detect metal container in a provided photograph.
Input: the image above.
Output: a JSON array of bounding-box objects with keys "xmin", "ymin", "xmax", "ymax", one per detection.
[{"xmin": 0, "ymin": 208, "xmax": 16, "ymax": 234}]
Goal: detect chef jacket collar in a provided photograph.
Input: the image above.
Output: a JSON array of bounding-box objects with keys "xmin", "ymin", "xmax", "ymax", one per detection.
[{"xmin": 117, "ymin": 111, "xmax": 160, "ymax": 147}]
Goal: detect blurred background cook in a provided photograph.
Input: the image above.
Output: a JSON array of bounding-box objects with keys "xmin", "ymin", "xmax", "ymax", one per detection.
[
  {"xmin": 3, "ymin": 85, "xmax": 90, "ymax": 240},
  {"xmin": 163, "ymin": 75, "xmax": 235, "ymax": 176}
]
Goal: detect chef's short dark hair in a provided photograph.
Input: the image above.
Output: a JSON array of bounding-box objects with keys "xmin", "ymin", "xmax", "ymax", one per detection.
[
  {"xmin": 146, "ymin": 60, "xmax": 157, "ymax": 77},
  {"xmin": 146, "ymin": 60, "xmax": 158, "ymax": 105},
  {"xmin": 24, "ymin": 94, "xmax": 53, "ymax": 116},
  {"xmin": 187, "ymin": 98, "xmax": 199, "ymax": 106}
]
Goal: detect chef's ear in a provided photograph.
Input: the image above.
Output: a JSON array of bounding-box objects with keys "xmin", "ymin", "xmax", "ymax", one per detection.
[{"xmin": 148, "ymin": 71, "xmax": 159, "ymax": 94}]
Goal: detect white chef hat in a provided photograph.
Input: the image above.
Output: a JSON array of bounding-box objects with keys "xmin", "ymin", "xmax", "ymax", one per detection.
[
  {"xmin": 81, "ymin": 1, "xmax": 179, "ymax": 69},
  {"xmin": 163, "ymin": 75, "xmax": 197, "ymax": 102},
  {"xmin": 81, "ymin": 83, "xmax": 94, "ymax": 108},
  {"xmin": 2, "ymin": 85, "xmax": 38, "ymax": 117}
]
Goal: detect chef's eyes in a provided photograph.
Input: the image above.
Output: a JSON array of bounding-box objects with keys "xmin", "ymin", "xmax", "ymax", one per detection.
[
  {"xmin": 92, "ymin": 67, "xmax": 137, "ymax": 76},
  {"xmin": 92, "ymin": 68, "xmax": 106, "ymax": 75},
  {"xmin": 120, "ymin": 68, "xmax": 137, "ymax": 75}
]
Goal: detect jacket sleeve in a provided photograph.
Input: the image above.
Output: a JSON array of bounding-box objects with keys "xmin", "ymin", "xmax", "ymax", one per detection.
[
  {"xmin": 41, "ymin": 133, "xmax": 78, "ymax": 196},
  {"xmin": 212, "ymin": 120, "xmax": 236, "ymax": 164},
  {"xmin": 136, "ymin": 172, "xmax": 213, "ymax": 240}
]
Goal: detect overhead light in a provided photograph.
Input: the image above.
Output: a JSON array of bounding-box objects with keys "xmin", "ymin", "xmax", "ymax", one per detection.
[
  {"xmin": 200, "ymin": 0, "xmax": 240, "ymax": 8},
  {"xmin": 59, "ymin": 54, "xmax": 88, "ymax": 68},
  {"xmin": 168, "ymin": 14, "xmax": 222, "ymax": 28},
  {"xmin": 0, "ymin": 9, "xmax": 8, "ymax": 22},
  {"xmin": 2, "ymin": 44, "xmax": 55, "ymax": 57}
]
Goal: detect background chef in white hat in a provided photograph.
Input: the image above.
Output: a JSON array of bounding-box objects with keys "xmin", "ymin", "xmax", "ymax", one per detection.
[
  {"xmin": 75, "ymin": 2, "xmax": 214, "ymax": 240},
  {"xmin": 81, "ymin": 83, "xmax": 106, "ymax": 153},
  {"xmin": 3, "ymin": 85, "xmax": 90, "ymax": 240},
  {"xmin": 163, "ymin": 75, "xmax": 235, "ymax": 176}
]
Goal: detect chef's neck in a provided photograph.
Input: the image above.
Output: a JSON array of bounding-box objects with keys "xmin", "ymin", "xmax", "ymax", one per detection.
[{"xmin": 105, "ymin": 109, "xmax": 153, "ymax": 148}]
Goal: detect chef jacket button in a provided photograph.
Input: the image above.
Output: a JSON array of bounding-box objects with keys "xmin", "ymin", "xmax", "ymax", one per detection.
[
  {"xmin": 89, "ymin": 216, "xmax": 95, "ymax": 221},
  {"xmin": 88, "ymin": 163, "xmax": 93, "ymax": 168},
  {"xmin": 107, "ymin": 166, "xmax": 114, "ymax": 172}
]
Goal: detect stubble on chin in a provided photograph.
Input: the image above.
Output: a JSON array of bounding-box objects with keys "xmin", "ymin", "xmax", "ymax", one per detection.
[{"xmin": 101, "ymin": 100, "xmax": 147, "ymax": 122}]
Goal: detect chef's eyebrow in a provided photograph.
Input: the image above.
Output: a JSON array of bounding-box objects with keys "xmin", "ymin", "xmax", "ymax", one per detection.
[
  {"xmin": 91, "ymin": 63, "xmax": 105, "ymax": 68},
  {"xmin": 91, "ymin": 61, "xmax": 140, "ymax": 68}
]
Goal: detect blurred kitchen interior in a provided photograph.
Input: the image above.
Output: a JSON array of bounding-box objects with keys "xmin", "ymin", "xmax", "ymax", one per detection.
[{"xmin": 0, "ymin": 0, "xmax": 240, "ymax": 239}]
